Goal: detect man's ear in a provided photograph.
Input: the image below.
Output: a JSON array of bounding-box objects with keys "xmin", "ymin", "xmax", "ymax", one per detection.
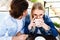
[
  {"xmin": 18, "ymin": 16, "xmax": 23, "ymax": 19},
  {"xmin": 23, "ymin": 10, "xmax": 27, "ymax": 17}
]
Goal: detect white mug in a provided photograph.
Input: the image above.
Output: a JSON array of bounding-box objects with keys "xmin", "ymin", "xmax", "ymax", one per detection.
[
  {"xmin": 34, "ymin": 19, "xmax": 41, "ymax": 27},
  {"xmin": 35, "ymin": 36, "xmax": 46, "ymax": 40}
]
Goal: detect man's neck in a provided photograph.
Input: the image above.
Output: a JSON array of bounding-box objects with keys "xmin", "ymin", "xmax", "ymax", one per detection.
[{"xmin": 17, "ymin": 16, "xmax": 23, "ymax": 20}]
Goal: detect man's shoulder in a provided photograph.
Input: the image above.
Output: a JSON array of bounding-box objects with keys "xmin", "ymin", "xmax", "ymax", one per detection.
[{"xmin": 1, "ymin": 15, "xmax": 17, "ymax": 26}]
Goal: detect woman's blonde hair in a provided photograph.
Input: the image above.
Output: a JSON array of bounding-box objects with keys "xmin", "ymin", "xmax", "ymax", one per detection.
[{"xmin": 30, "ymin": 2, "xmax": 45, "ymax": 20}]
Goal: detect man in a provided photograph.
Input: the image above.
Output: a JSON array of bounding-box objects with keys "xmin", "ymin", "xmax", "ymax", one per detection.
[{"xmin": 0, "ymin": 0, "xmax": 29, "ymax": 40}]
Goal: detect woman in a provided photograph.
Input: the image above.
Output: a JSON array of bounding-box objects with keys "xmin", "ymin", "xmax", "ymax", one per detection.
[{"xmin": 28, "ymin": 3, "xmax": 58, "ymax": 40}]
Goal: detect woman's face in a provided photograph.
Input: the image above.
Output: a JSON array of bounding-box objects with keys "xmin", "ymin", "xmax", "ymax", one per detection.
[{"xmin": 32, "ymin": 9, "xmax": 44, "ymax": 19}]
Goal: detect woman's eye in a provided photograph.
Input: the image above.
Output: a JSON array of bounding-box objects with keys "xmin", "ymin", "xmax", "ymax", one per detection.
[
  {"xmin": 40, "ymin": 14, "xmax": 42, "ymax": 16},
  {"xmin": 34, "ymin": 14, "xmax": 37, "ymax": 16}
]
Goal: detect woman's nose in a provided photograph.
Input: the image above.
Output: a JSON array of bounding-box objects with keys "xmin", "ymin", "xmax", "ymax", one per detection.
[{"xmin": 37, "ymin": 16, "xmax": 40, "ymax": 19}]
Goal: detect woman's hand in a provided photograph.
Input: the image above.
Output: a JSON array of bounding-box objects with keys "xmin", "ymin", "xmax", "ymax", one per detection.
[
  {"xmin": 35, "ymin": 18, "xmax": 50, "ymax": 31},
  {"xmin": 28, "ymin": 18, "xmax": 36, "ymax": 30}
]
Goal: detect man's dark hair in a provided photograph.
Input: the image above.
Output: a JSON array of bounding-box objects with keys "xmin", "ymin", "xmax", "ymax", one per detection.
[{"xmin": 9, "ymin": 0, "xmax": 28, "ymax": 18}]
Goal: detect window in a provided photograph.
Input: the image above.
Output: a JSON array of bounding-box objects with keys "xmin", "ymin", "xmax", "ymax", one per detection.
[
  {"xmin": 0, "ymin": 0, "xmax": 11, "ymax": 11},
  {"xmin": 45, "ymin": 0, "xmax": 60, "ymax": 27}
]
